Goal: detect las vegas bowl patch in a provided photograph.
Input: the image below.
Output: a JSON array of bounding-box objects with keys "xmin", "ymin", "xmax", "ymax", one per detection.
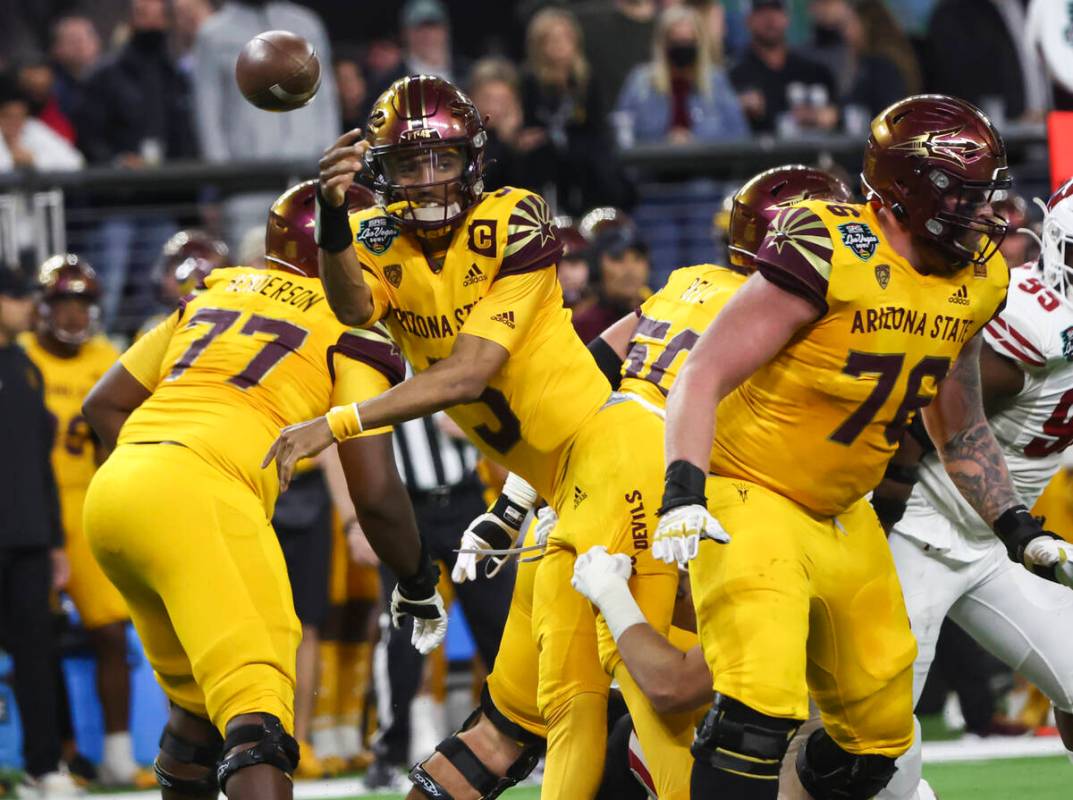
[
  {"xmin": 357, "ymin": 217, "xmax": 400, "ymax": 255},
  {"xmin": 837, "ymin": 222, "xmax": 879, "ymax": 261}
]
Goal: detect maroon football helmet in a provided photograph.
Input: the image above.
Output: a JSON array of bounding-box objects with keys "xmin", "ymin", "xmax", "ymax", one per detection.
[
  {"xmin": 158, "ymin": 230, "xmax": 229, "ymax": 299},
  {"xmin": 728, "ymin": 164, "xmax": 853, "ymax": 272},
  {"xmin": 266, "ymin": 179, "xmax": 375, "ymax": 277},
  {"xmin": 553, "ymin": 216, "xmax": 589, "ymax": 261},
  {"xmin": 363, "ymin": 75, "xmax": 487, "ymax": 230},
  {"xmin": 862, "ymin": 94, "xmax": 1010, "ymax": 268},
  {"xmin": 37, "ymin": 253, "xmax": 101, "ymax": 345}
]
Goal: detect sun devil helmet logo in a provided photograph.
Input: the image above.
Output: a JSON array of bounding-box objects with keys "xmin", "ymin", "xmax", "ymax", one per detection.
[{"xmin": 889, "ymin": 126, "xmax": 986, "ymax": 167}]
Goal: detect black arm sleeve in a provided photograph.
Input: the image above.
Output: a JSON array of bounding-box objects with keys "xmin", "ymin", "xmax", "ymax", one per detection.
[{"xmin": 588, "ymin": 336, "xmax": 624, "ymax": 390}]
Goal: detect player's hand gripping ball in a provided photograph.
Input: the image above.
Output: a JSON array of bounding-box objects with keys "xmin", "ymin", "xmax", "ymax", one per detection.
[{"xmin": 236, "ymin": 30, "xmax": 321, "ymax": 112}]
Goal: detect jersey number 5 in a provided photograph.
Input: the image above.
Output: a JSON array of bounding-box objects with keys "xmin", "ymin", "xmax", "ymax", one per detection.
[
  {"xmin": 167, "ymin": 307, "xmax": 309, "ymax": 387},
  {"xmin": 830, "ymin": 352, "xmax": 951, "ymax": 445}
]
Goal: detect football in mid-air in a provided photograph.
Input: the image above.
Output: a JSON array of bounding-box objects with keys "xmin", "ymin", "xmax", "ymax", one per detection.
[{"xmin": 235, "ymin": 30, "xmax": 321, "ymax": 112}]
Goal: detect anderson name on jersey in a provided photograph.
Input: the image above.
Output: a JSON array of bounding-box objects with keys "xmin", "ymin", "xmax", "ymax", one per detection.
[
  {"xmin": 899, "ymin": 264, "xmax": 1073, "ymax": 556},
  {"xmin": 347, "ymin": 187, "xmax": 611, "ymax": 499},
  {"xmin": 710, "ymin": 199, "xmax": 1009, "ymax": 516},
  {"xmin": 118, "ymin": 266, "xmax": 403, "ymax": 514}
]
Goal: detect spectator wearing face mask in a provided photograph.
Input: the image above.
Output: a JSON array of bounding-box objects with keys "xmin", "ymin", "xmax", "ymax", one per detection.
[
  {"xmin": 615, "ymin": 5, "xmax": 747, "ymax": 145},
  {"xmin": 803, "ymin": 0, "xmax": 907, "ymax": 125}
]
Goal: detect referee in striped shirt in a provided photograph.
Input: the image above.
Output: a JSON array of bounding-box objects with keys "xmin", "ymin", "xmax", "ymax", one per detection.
[{"xmin": 365, "ymin": 411, "xmax": 515, "ymax": 788}]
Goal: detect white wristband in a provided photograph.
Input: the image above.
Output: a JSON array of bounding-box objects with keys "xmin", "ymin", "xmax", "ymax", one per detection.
[
  {"xmin": 592, "ymin": 579, "xmax": 647, "ymax": 642},
  {"xmin": 502, "ymin": 472, "xmax": 539, "ymax": 509}
]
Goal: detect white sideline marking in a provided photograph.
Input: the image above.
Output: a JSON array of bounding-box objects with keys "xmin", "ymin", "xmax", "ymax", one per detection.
[{"xmin": 923, "ymin": 735, "xmax": 1068, "ymax": 763}]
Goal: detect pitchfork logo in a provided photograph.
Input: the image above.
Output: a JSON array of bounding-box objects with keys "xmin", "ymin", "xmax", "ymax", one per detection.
[{"xmin": 889, "ymin": 127, "xmax": 986, "ymax": 167}]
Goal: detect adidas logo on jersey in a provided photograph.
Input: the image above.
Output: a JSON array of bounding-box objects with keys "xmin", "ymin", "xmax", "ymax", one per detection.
[
  {"xmin": 948, "ymin": 285, "xmax": 969, "ymax": 305},
  {"xmin": 463, "ymin": 263, "xmax": 487, "ymax": 287},
  {"xmin": 491, "ymin": 310, "xmax": 516, "ymax": 329},
  {"xmin": 573, "ymin": 485, "xmax": 588, "ymax": 509}
]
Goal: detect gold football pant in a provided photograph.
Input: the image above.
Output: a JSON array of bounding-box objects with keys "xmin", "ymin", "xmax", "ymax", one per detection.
[
  {"xmin": 691, "ymin": 477, "xmax": 916, "ymax": 757},
  {"xmin": 60, "ymin": 486, "xmax": 129, "ymax": 629},
  {"xmin": 83, "ymin": 443, "xmax": 300, "ymax": 734},
  {"xmin": 537, "ymin": 398, "xmax": 678, "ymax": 799}
]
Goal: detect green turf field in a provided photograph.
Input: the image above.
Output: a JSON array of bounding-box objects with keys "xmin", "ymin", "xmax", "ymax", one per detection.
[{"xmin": 277, "ymin": 755, "xmax": 1072, "ymax": 800}]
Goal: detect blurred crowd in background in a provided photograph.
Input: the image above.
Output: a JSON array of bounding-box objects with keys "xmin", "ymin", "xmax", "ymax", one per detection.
[
  {"xmin": 0, "ymin": 0, "xmax": 1069, "ymax": 794},
  {"xmin": 0, "ymin": 0, "xmax": 1062, "ymax": 330}
]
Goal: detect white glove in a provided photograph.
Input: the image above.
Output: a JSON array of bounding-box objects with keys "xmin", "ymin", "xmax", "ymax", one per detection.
[
  {"xmin": 653, "ymin": 504, "xmax": 730, "ymax": 565},
  {"xmin": 452, "ymin": 522, "xmax": 508, "ymax": 583},
  {"xmin": 1024, "ymin": 536, "xmax": 1073, "ymax": 587},
  {"xmin": 571, "ymin": 545, "xmax": 633, "ymax": 604},
  {"xmin": 571, "ymin": 546, "xmax": 645, "ymax": 641},
  {"xmin": 453, "ymin": 473, "xmax": 538, "ymax": 583},
  {"xmin": 390, "ymin": 585, "xmax": 448, "ymax": 655},
  {"xmin": 533, "ymin": 505, "xmax": 558, "ymax": 548}
]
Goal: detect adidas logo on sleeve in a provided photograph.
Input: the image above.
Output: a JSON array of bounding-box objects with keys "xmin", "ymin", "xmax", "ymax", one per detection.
[{"xmin": 491, "ymin": 311, "xmax": 516, "ymax": 329}]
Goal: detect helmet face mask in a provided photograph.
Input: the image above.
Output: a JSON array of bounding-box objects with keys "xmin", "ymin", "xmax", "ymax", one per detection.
[
  {"xmin": 373, "ymin": 143, "xmax": 469, "ymax": 226},
  {"xmin": 43, "ymin": 295, "xmax": 98, "ymax": 346},
  {"xmin": 36, "ymin": 253, "xmax": 101, "ymax": 347},
  {"xmin": 1038, "ymin": 180, "xmax": 1073, "ymax": 309},
  {"xmin": 727, "ymin": 164, "xmax": 853, "ymax": 271},
  {"xmin": 363, "ymin": 75, "xmax": 487, "ymax": 231}
]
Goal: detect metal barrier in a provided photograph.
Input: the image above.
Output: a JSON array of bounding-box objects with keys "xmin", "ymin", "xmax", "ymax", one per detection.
[{"xmin": 0, "ymin": 126, "xmax": 1051, "ymax": 334}]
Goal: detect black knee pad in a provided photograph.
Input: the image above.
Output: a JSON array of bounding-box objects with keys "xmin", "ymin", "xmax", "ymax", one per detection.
[
  {"xmin": 408, "ymin": 686, "xmax": 546, "ymax": 800},
  {"xmin": 216, "ymin": 713, "xmax": 299, "ymax": 792},
  {"xmin": 795, "ymin": 727, "xmax": 898, "ymax": 800},
  {"xmin": 155, "ymin": 720, "xmax": 224, "ymax": 796},
  {"xmin": 691, "ymin": 693, "xmax": 800, "ymax": 780}
]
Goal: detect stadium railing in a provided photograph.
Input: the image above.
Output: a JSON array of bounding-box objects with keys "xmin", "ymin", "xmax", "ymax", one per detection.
[{"xmin": 0, "ymin": 125, "xmax": 1049, "ymax": 334}]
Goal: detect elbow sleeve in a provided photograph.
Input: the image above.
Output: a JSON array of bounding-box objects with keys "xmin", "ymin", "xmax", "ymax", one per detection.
[{"xmin": 588, "ymin": 336, "xmax": 624, "ymax": 390}]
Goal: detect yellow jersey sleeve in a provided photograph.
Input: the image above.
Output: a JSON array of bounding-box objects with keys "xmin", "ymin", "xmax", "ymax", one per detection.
[
  {"xmin": 459, "ymin": 267, "xmax": 560, "ymax": 355},
  {"xmin": 120, "ymin": 309, "xmax": 181, "ymax": 390},
  {"xmin": 329, "ymin": 324, "xmax": 405, "ymax": 437}
]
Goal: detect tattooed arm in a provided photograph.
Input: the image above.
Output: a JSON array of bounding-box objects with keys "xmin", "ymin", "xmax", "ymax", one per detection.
[
  {"xmin": 923, "ymin": 333, "xmax": 1073, "ymax": 580},
  {"xmin": 921, "ymin": 333, "xmax": 1020, "ymax": 525}
]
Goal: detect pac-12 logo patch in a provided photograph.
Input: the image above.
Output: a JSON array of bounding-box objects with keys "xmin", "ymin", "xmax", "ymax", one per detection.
[
  {"xmin": 838, "ymin": 222, "xmax": 879, "ymax": 261},
  {"xmin": 1062, "ymin": 327, "xmax": 1073, "ymax": 361},
  {"xmin": 874, "ymin": 263, "xmax": 890, "ymax": 289},
  {"xmin": 384, "ymin": 263, "xmax": 402, "ymax": 288},
  {"xmin": 356, "ymin": 217, "xmax": 400, "ymax": 255}
]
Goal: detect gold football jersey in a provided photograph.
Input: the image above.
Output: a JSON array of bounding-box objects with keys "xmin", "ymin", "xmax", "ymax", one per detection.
[
  {"xmin": 711, "ymin": 200, "xmax": 1010, "ymax": 516},
  {"xmin": 118, "ymin": 266, "xmax": 403, "ymax": 514},
  {"xmin": 20, "ymin": 334, "xmax": 118, "ymax": 490},
  {"xmin": 348, "ymin": 188, "xmax": 611, "ymax": 499},
  {"xmin": 620, "ymin": 264, "xmax": 748, "ymax": 407}
]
